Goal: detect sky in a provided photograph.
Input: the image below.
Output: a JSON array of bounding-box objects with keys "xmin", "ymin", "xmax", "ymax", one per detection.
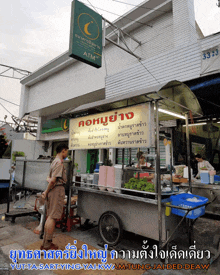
[{"xmin": 0, "ymin": 0, "xmax": 220, "ymax": 124}]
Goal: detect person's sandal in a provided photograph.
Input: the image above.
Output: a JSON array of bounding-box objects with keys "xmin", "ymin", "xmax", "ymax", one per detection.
[{"xmin": 40, "ymin": 243, "xmax": 59, "ymax": 250}]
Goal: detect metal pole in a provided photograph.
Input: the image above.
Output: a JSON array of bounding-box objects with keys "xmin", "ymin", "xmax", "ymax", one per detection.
[
  {"xmin": 122, "ymin": 148, "xmax": 125, "ymax": 184},
  {"xmin": 103, "ymin": 17, "xmax": 142, "ymax": 46},
  {"xmin": 170, "ymin": 138, "xmax": 173, "ymax": 192},
  {"xmin": 66, "ymin": 150, "xmax": 75, "ymax": 221},
  {"xmin": 155, "ymin": 101, "xmax": 162, "ymax": 248},
  {"xmin": 185, "ymin": 112, "xmax": 193, "ymax": 245},
  {"xmin": 102, "ymin": 19, "xmax": 106, "ymax": 47},
  {"xmin": 129, "ymin": 148, "xmax": 132, "ymax": 166},
  {"xmin": 22, "ymin": 160, "xmax": 26, "ymax": 189},
  {"xmin": 7, "ymin": 171, "xmax": 12, "ymax": 213},
  {"xmin": 185, "ymin": 113, "xmax": 192, "ymax": 192},
  {"xmin": 105, "ymin": 37, "xmax": 141, "ymax": 60}
]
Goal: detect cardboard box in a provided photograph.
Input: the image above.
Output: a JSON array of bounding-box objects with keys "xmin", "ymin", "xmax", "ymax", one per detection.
[{"xmin": 172, "ymin": 177, "xmax": 188, "ymax": 183}]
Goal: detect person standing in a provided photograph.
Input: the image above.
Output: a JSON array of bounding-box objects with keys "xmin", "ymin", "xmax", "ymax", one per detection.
[{"xmin": 41, "ymin": 143, "xmax": 69, "ymax": 250}]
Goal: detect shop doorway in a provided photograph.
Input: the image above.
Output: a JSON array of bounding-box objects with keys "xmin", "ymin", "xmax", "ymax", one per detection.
[{"xmin": 86, "ymin": 149, "xmax": 99, "ymax": 173}]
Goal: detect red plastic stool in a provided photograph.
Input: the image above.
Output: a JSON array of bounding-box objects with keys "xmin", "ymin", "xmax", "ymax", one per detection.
[{"xmin": 56, "ymin": 205, "xmax": 81, "ymax": 232}]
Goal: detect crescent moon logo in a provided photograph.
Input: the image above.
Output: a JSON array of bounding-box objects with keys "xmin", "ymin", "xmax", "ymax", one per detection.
[
  {"xmin": 61, "ymin": 119, "xmax": 69, "ymax": 131},
  {"xmin": 78, "ymin": 13, "xmax": 99, "ymax": 40},
  {"xmin": 84, "ymin": 21, "xmax": 93, "ymax": 36},
  {"xmin": 63, "ymin": 120, "xmax": 67, "ymax": 130}
]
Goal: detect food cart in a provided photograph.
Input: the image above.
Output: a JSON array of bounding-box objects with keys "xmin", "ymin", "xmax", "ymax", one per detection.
[{"xmin": 64, "ymin": 80, "xmax": 209, "ymax": 248}]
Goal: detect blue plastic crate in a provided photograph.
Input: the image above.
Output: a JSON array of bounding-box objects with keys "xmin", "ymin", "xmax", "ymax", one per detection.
[
  {"xmin": 170, "ymin": 193, "xmax": 208, "ymax": 219},
  {"xmin": 214, "ymin": 175, "xmax": 220, "ymax": 182}
]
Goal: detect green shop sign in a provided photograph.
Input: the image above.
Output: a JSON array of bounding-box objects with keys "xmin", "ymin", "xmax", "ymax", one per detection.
[
  {"xmin": 69, "ymin": 0, "xmax": 102, "ymax": 68},
  {"xmin": 42, "ymin": 118, "xmax": 69, "ymax": 134}
]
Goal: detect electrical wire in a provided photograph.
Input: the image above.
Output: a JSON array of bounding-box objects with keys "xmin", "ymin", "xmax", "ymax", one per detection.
[
  {"xmin": 112, "ymin": 0, "xmax": 169, "ymax": 14},
  {"xmin": 106, "ymin": 20, "xmax": 160, "ymax": 83},
  {"xmin": 107, "ymin": 23, "xmax": 160, "ymax": 83},
  {"xmin": 0, "ymin": 102, "xmax": 15, "ymax": 116},
  {"xmin": 87, "ymin": 0, "xmax": 141, "ymax": 58},
  {"xmin": 85, "ymin": 0, "xmax": 173, "ymax": 50},
  {"xmin": 138, "ymin": 59, "xmax": 160, "ymax": 84},
  {"xmin": 108, "ymin": 22, "xmax": 133, "ymax": 52},
  {"xmin": 140, "ymin": 24, "xmax": 173, "ymax": 45},
  {"xmin": 84, "ymin": 2, "xmax": 152, "ymax": 27},
  {"xmin": 86, "ymin": 0, "xmax": 160, "ymax": 84},
  {"xmin": 0, "ymin": 97, "xmax": 19, "ymax": 106},
  {"xmin": 86, "ymin": 0, "xmax": 99, "ymax": 13}
]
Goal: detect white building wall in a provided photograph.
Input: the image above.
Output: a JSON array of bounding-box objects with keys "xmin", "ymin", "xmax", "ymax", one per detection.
[
  {"xmin": 12, "ymin": 140, "xmax": 52, "ymax": 160},
  {"xmin": 200, "ymin": 35, "xmax": 220, "ymax": 51},
  {"xmin": 20, "ymin": 0, "xmax": 219, "ymax": 118},
  {"xmin": 106, "ymin": 42, "xmax": 201, "ymax": 98},
  {"xmin": 199, "ymin": 34, "xmax": 220, "ymax": 75},
  {"xmin": 23, "ymin": 10, "xmax": 174, "ymax": 115},
  {"xmin": 172, "ymin": 0, "xmax": 197, "ymax": 47},
  {"xmin": 27, "ymin": 62, "xmax": 106, "ymax": 113},
  {"xmin": 19, "ymin": 85, "xmax": 30, "ymax": 118},
  {"xmin": 104, "ymin": 11, "xmax": 174, "ymax": 76},
  {"xmin": 0, "ymin": 159, "xmax": 11, "ymax": 180}
]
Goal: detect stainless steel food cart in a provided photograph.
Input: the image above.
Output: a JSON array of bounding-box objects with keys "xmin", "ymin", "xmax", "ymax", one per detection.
[
  {"xmin": 65, "ymin": 80, "xmax": 207, "ymax": 248},
  {"xmin": 77, "ymin": 186, "xmax": 182, "ymax": 245}
]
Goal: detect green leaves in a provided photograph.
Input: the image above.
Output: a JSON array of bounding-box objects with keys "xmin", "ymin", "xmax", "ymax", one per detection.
[
  {"xmin": 12, "ymin": 151, "xmax": 25, "ymax": 162},
  {"xmin": 124, "ymin": 177, "xmax": 155, "ymax": 192}
]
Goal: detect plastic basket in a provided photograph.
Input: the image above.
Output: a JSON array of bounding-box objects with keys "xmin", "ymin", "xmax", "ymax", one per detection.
[
  {"xmin": 170, "ymin": 193, "xmax": 208, "ymax": 219},
  {"xmin": 214, "ymin": 175, "xmax": 220, "ymax": 183}
]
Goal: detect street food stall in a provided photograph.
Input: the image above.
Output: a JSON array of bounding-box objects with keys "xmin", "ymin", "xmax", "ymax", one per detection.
[
  {"xmin": 64, "ymin": 80, "xmax": 210, "ymax": 248},
  {"xmin": 173, "ymin": 120, "xmax": 220, "ymax": 216}
]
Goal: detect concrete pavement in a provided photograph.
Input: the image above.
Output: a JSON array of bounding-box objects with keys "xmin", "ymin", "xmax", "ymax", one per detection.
[{"xmin": 0, "ymin": 200, "xmax": 220, "ymax": 274}]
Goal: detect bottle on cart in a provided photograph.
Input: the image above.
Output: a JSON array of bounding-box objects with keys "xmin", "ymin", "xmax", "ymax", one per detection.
[{"xmin": 75, "ymin": 170, "xmax": 81, "ymax": 187}]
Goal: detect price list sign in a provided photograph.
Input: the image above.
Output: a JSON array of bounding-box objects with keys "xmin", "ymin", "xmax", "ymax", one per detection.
[{"xmin": 69, "ymin": 103, "xmax": 155, "ymax": 150}]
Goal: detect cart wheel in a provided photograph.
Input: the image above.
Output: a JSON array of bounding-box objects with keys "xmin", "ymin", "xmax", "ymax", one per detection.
[{"xmin": 98, "ymin": 211, "xmax": 123, "ymax": 246}]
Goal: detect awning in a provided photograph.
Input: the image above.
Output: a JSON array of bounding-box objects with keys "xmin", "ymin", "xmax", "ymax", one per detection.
[
  {"xmin": 185, "ymin": 73, "xmax": 220, "ymax": 118},
  {"xmin": 62, "ymin": 80, "xmax": 203, "ymax": 119}
]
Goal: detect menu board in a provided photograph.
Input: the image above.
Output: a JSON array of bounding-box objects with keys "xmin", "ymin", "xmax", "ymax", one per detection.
[{"xmin": 69, "ymin": 103, "xmax": 155, "ymax": 150}]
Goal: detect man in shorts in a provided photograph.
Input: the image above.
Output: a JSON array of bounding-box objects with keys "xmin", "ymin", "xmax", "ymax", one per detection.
[{"xmin": 41, "ymin": 143, "xmax": 69, "ymax": 250}]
